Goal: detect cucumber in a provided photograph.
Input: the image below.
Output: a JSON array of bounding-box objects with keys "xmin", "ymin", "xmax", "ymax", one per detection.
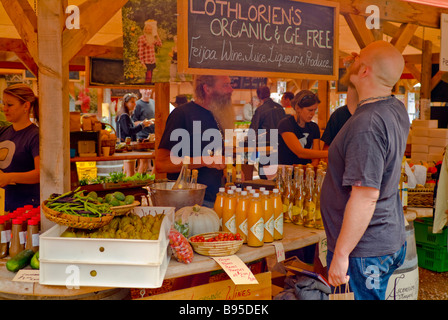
[
  {"xmin": 6, "ymin": 249, "xmax": 34, "ymax": 272},
  {"xmin": 30, "ymin": 251, "xmax": 39, "ymax": 270}
]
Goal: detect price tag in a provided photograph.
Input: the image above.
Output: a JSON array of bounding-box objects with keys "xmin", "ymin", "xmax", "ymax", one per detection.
[
  {"xmin": 12, "ymin": 270, "xmax": 40, "ymax": 283},
  {"xmin": 318, "ymin": 237, "xmax": 328, "ymax": 268},
  {"xmin": 212, "ymin": 255, "xmax": 258, "ymax": 285},
  {"xmin": 270, "ymin": 242, "xmax": 285, "ymax": 262}
]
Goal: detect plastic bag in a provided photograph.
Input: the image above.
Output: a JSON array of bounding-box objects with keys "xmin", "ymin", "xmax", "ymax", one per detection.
[{"xmin": 169, "ymin": 228, "xmax": 194, "ymax": 264}]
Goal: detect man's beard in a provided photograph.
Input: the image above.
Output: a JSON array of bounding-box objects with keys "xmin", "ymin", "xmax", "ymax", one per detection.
[
  {"xmin": 208, "ymin": 91, "xmax": 235, "ymax": 131},
  {"xmin": 341, "ymin": 62, "xmax": 361, "ymax": 88}
]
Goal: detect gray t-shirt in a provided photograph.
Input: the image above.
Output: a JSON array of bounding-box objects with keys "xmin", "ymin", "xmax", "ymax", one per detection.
[
  {"xmin": 321, "ymin": 96, "xmax": 410, "ymax": 257},
  {"xmin": 132, "ymin": 99, "xmax": 155, "ymax": 139}
]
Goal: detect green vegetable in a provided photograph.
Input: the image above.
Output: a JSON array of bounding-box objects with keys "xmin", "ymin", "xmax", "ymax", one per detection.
[
  {"xmin": 30, "ymin": 251, "xmax": 39, "ymax": 269},
  {"xmin": 6, "ymin": 249, "xmax": 35, "ymax": 272},
  {"xmin": 124, "ymin": 195, "xmax": 135, "ymax": 205},
  {"xmin": 113, "ymin": 191, "xmax": 126, "ymax": 201},
  {"xmin": 87, "ymin": 191, "xmax": 98, "ymax": 200}
]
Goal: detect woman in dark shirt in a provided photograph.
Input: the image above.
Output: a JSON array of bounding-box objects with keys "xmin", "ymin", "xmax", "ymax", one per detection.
[{"xmin": 278, "ymin": 90, "xmax": 328, "ymax": 166}]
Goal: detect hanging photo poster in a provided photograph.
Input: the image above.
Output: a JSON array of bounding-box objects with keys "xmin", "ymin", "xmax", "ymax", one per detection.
[
  {"xmin": 178, "ymin": 0, "xmax": 339, "ymax": 80},
  {"xmin": 122, "ymin": 0, "xmax": 192, "ymax": 84}
]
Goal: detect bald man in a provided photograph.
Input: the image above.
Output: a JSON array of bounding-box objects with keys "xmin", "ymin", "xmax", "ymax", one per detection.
[{"xmin": 320, "ymin": 41, "xmax": 410, "ymax": 300}]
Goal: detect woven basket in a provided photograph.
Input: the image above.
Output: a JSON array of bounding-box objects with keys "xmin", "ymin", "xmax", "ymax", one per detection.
[
  {"xmin": 110, "ymin": 201, "xmax": 140, "ymax": 216},
  {"xmin": 100, "ymin": 123, "xmax": 117, "ymax": 155},
  {"xmin": 189, "ymin": 232, "xmax": 243, "ymax": 257},
  {"xmin": 42, "ymin": 201, "xmax": 114, "ymax": 230},
  {"xmin": 408, "ymin": 188, "xmax": 434, "ymax": 208}
]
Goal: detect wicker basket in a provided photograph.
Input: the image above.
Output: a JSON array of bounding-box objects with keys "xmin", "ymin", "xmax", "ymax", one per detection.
[
  {"xmin": 110, "ymin": 201, "xmax": 140, "ymax": 216},
  {"xmin": 42, "ymin": 201, "xmax": 114, "ymax": 230},
  {"xmin": 408, "ymin": 188, "xmax": 434, "ymax": 208},
  {"xmin": 100, "ymin": 123, "xmax": 117, "ymax": 155},
  {"xmin": 189, "ymin": 232, "xmax": 243, "ymax": 257}
]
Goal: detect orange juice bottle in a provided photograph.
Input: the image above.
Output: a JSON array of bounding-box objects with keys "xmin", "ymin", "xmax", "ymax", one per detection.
[
  {"xmin": 235, "ymin": 190, "xmax": 249, "ymax": 243},
  {"xmin": 272, "ymin": 188, "xmax": 284, "ymax": 240},
  {"xmin": 247, "ymin": 193, "xmax": 264, "ymax": 247},
  {"xmin": 262, "ymin": 191, "xmax": 274, "ymax": 243},
  {"xmin": 214, "ymin": 187, "xmax": 226, "ymax": 229},
  {"xmin": 222, "ymin": 189, "xmax": 236, "ymax": 233}
]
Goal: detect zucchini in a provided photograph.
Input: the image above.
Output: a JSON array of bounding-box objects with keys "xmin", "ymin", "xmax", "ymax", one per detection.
[
  {"xmin": 6, "ymin": 249, "xmax": 34, "ymax": 272},
  {"xmin": 30, "ymin": 251, "xmax": 39, "ymax": 270}
]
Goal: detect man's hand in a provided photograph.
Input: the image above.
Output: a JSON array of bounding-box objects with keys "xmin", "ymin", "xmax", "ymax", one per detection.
[{"xmin": 328, "ymin": 252, "xmax": 350, "ymax": 287}]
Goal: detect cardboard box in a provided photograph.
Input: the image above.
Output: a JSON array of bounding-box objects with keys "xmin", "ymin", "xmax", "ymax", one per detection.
[
  {"xmin": 412, "ymin": 144, "xmax": 429, "ymax": 153},
  {"xmin": 412, "ymin": 127, "xmax": 429, "ymax": 137},
  {"xmin": 428, "ymin": 153, "xmax": 443, "ymax": 163},
  {"xmin": 412, "ymin": 136, "xmax": 428, "ymax": 145},
  {"xmin": 427, "ymin": 137, "xmax": 448, "ymax": 147},
  {"xmin": 411, "ymin": 152, "xmax": 428, "ymax": 163},
  {"xmin": 429, "ymin": 128, "xmax": 448, "ymax": 139},
  {"xmin": 412, "ymin": 119, "xmax": 438, "ymax": 128},
  {"xmin": 429, "ymin": 146, "xmax": 446, "ymax": 155}
]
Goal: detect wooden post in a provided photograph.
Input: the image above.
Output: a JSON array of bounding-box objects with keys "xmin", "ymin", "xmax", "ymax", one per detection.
[
  {"xmin": 420, "ymin": 40, "xmax": 433, "ymax": 112},
  {"xmin": 154, "ymin": 82, "xmax": 170, "ymax": 179},
  {"xmin": 317, "ymin": 80, "xmax": 330, "ymax": 131},
  {"xmin": 38, "ymin": 0, "xmax": 70, "ymax": 231}
]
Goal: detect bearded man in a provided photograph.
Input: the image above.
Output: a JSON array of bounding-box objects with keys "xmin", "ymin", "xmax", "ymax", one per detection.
[{"xmin": 156, "ymin": 75, "xmax": 233, "ymax": 207}]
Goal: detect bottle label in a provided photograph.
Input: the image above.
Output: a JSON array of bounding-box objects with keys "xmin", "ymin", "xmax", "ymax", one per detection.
[
  {"xmin": 265, "ymin": 215, "xmax": 274, "ymax": 236},
  {"xmin": 19, "ymin": 231, "xmax": 26, "ymax": 245},
  {"xmin": 32, "ymin": 233, "xmax": 40, "ymax": 247},
  {"xmin": 250, "ymin": 218, "xmax": 264, "ymax": 242},
  {"xmin": 274, "ymin": 213, "xmax": 283, "ymax": 234},
  {"xmin": 1, "ymin": 231, "xmax": 7, "ymax": 244},
  {"xmin": 239, "ymin": 219, "xmax": 248, "ymax": 236},
  {"xmin": 224, "ymin": 215, "xmax": 236, "ymax": 233}
]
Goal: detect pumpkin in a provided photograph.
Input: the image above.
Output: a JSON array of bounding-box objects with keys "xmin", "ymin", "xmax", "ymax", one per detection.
[{"xmin": 175, "ymin": 204, "xmax": 220, "ymax": 237}]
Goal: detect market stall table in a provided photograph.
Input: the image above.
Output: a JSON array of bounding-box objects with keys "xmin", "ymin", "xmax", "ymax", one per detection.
[{"xmin": 0, "ymin": 223, "xmax": 325, "ymax": 299}]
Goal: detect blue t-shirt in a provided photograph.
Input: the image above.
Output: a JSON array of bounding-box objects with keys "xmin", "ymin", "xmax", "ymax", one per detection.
[
  {"xmin": 0, "ymin": 124, "xmax": 40, "ymax": 212},
  {"xmin": 277, "ymin": 115, "xmax": 321, "ymax": 165},
  {"xmin": 158, "ymin": 102, "xmax": 223, "ymax": 204},
  {"xmin": 320, "ymin": 97, "xmax": 410, "ymax": 257}
]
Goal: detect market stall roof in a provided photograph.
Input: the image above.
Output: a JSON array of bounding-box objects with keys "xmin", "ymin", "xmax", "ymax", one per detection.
[{"xmin": 0, "ymin": 0, "xmax": 445, "ymax": 72}]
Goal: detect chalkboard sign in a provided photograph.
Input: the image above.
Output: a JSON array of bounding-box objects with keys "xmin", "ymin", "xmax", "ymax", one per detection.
[
  {"xmin": 178, "ymin": 0, "xmax": 339, "ymax": 80},
  {"xmin": 87, "ymin": 58, "xmax": 149, "ymax": 88},
  {"xmin": 230, "ymin": 76, "xmax": 267, "ymax": 89}
]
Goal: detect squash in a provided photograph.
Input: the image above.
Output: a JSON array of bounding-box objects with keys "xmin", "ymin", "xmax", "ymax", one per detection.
[{"xmin": 175, "ymin": 204, "xmax": 220, "ymax": 237}]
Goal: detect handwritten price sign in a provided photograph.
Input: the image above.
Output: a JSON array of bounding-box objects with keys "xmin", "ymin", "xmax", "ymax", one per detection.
[{"xmin": 213, "ymin": 255, "xmax": 259, "ymax": 285}]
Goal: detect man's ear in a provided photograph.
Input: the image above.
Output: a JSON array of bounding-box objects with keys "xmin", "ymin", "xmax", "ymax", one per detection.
[{"xmin": 359, "ymin": 64, "xmax": 369, "ymax": 79}]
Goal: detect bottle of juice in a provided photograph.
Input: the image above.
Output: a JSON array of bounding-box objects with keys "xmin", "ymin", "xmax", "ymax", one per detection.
[
  {"xmin": 247, "ymin": 193, "xmax": 264, "ymax": 247},
  {"xmin": 236, "ymin": 190, "xmax": 249, "ymax": 243},
  {"xmin": 282, "ymin": 167, "xmax": 293, "ymax": 223},
  {"xmin": 214, "ymin": 187, "xmax": 226, "ymax": 228},
  {"xmin": 222, "ymin": 189, "xmax": 236, "ymax": 233},
  {"xmin": 314, "ymin": 169, "xmax": 325, "ymax": 230},
  {"xmin": 292, "ymin": 167, "xmax": 304, "ymax": 225},
  {"xmin": 225, "ymin": 157, "xmax": 234, "ymax": 189},
  {"xmin": 303, "ymin": 168, "xmax": 316, "ymax": 228},
  {"xmin": 272, "ymin": 188, "xmax": 283, "ymax": 240},
  {"xmin": 262, "ymin": 190, "xmax": 274, "ymax": 243}
]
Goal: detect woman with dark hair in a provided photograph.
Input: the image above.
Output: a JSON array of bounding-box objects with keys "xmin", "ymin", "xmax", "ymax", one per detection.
[
  {"xmin": 116, "ymin": 93, "xmax": 153, "ymax": 142},
  {"xmin": 277, "ymin": 90, "xmax": 328, "ymax": 166},
  {"xmin": 0, "ymin": 84, "xmax": 40, "ymax": 211},
  {"xmin": 116, "ymin": 93, "xmax": 153, "ymax": 176}
]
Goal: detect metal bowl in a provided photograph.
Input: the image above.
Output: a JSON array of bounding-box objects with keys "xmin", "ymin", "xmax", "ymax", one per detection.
[{"xmin": 144, "ymin": 181, "xmax": 207, "ymax": 211}]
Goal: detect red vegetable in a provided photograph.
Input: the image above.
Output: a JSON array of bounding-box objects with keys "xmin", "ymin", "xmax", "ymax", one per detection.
[{"xmin": 169, "ymin": 228, "xmax": 194, "ymax": 264}]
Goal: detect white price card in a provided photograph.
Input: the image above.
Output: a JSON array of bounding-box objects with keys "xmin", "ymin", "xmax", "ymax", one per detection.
[
  {"xmin": 270, "ymin": 242, "xmax": 285, "ymax": 262},
  {"xmin": 12, "ymin": 270, "xmax": 40, "ymax": 283},
  {"xmin": 212, "ymin": 255, "xmax": 259, "ymax": 285}
]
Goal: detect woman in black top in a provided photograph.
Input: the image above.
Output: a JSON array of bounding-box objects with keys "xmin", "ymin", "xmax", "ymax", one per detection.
[{"xmin": 277, "ymin": 90, "xmax": 328, "ymax": 166}]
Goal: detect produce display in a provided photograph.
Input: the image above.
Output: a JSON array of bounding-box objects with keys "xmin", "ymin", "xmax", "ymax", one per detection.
[
  {"xmin": 45, "ymin": 187, "xmax": 111, "ymax": 218},
  {"xmin": 79, "ymin": 171, "xmax": 154, "ymax": 186},
  {"xmin": 169, "ymin": 228, "xmax": 194, "ymax": 264},
  {"xmin": 102, "ymin": 191, "xmax": 135, "ymax": 207},
  {"xmin": 6, "ymin": 249, "xmax": 39, "ymax": 272},
  {"xmin": 174, "ymin": 204, "xmax": 220, "ymax": 238},
  {"xmin": 60, "ymin": 212, "xmax": 165, "ymax": 240},
  {"xmin": 190, "ymin": 232, "xmax": 242, "ymax": 242}
]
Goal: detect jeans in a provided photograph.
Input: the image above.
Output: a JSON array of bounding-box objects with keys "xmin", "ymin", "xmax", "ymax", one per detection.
[{"xmin": 327, "ymin": 243, "xmax": 407, "ymax": 300}]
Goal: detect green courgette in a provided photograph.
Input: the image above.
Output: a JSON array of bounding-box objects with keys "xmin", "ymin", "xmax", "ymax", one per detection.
[
  {"xmin": 6, "ymin": 249, "xmax": 35, "ymax": 272},
  {"xmin": 30, "ymin": 251, "xmax": 39, "ymax": 270}
]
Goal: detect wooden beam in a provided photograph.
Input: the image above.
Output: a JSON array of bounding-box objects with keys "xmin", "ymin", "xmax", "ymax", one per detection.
[
  {"xmin": 336, "ymin": 0, "xmax": 448, "ymax": 29},
  {"xmin": 62, "ymin": 0, "xmax": 128, "ymax": 66},
  {"xmin": 317, "ymin": 81, "xmax": 330, "ymax": 131},
  {"xmin": 390, "ymin": 23, "xmax": 419, "ymax": 53},
  {"xmin": 382, "ymin": 22, "xmax": 423, "ymax": 51},
  {"xmin": 38, "ymin": 0, "xmax": 70, "ymax": 231},
  {"xmin": 0, "ymin": 0, "xmax": 38, "ymax": 62},
  {"xmin": 431, "ymin": 71, "xmax": 445, "ymax": 91},
  {"xmin": 154, "ymin": 82, "xmax": 170, "ymax": 180},
  {"xmin": 343, "ymin": 13, "xmax": 375, "ymax": 48},
  {"xmin": 420, "ymin": 40, "xmax": 433, "ymax": 101},
  {"xmin": 405, "ymin": 63, "xmax": 421, "ymax": 83},
  {"xmin": 0, "ymin": 37, "xmax": 38, "ymax": 76}
]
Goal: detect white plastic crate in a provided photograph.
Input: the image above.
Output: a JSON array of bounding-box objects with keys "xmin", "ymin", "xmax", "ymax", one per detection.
[
  {"xmin": 39, "ymin": 207, "xmax": 174, "ymax": 265},
  {"xmin": 39, "ymin": 245, "xmax": 170, "ymax": 288}
]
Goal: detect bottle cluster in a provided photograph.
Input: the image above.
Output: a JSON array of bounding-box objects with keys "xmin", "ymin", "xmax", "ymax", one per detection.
[
  {"xmin": 0, "ymin": 205, "xmax": 41, "ymax": 258},
  {"xmin": 213, "ymin": 185, "xmax": 283, "ymax": 247},
  {"xmin": 275, "ymin": 162, "xmax": 327, "ymax": 230}
]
